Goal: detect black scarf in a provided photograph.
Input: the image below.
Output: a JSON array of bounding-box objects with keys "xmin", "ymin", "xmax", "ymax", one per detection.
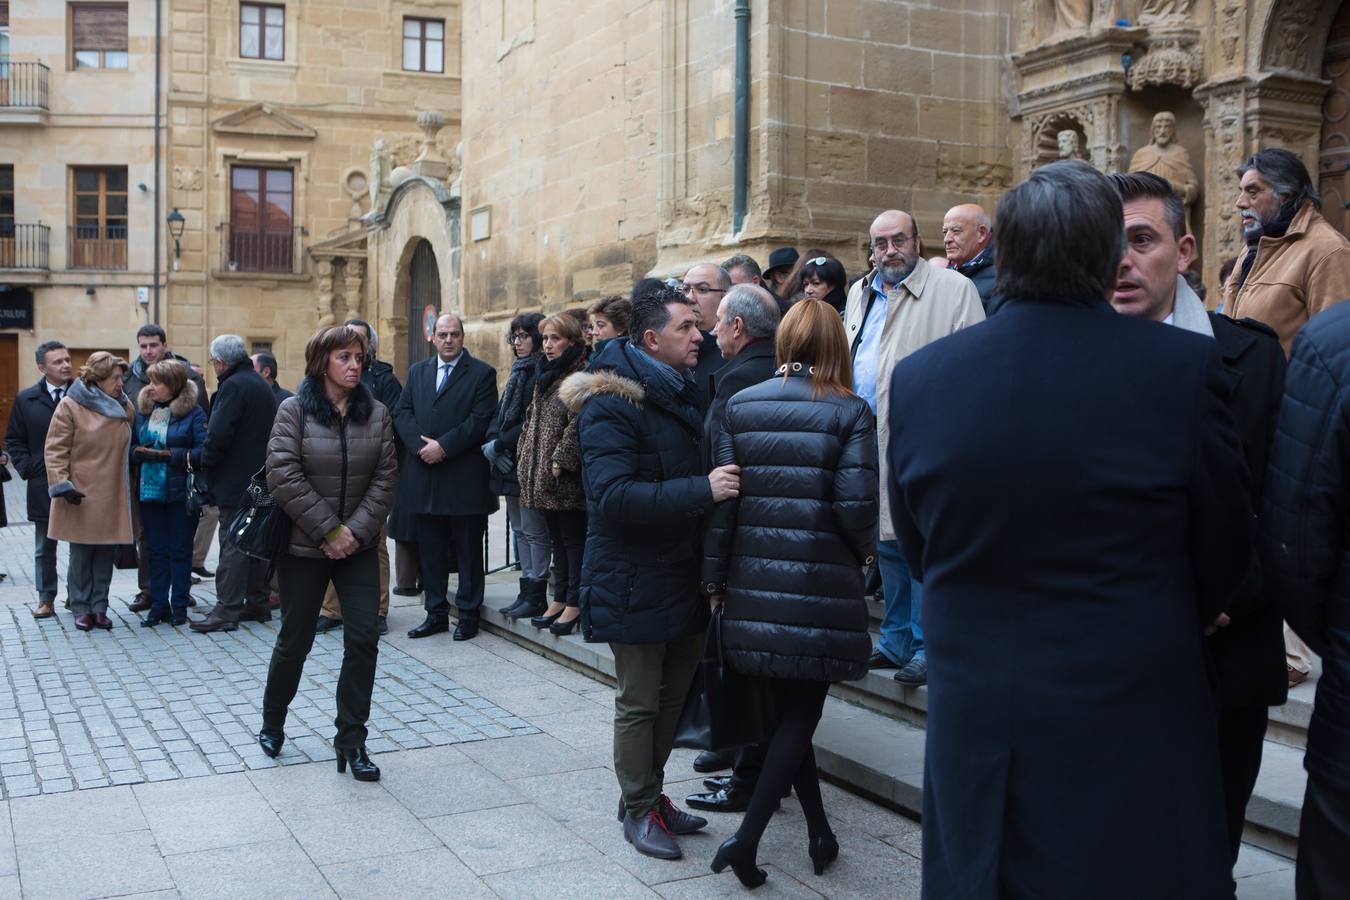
[
  {"xmin": 1236, "ymin": 202, "xmax": 1299, "ymax": 292},
  {"xmin": 494, "ymin": 352, "xmax": 539, "ymax": 435},
  {"xmin": 535, "ymin": 343, "xmax": 586, "ymax": 396}
]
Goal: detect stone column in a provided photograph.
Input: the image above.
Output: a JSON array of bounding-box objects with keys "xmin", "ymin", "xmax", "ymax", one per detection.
[
  {"xmin": 1195, "ymin": 81, "xmax": 1247, "ymax": 301},
  {"xmin": 316, "ymin": 259, "xmax": 336, "ymax": 326}
]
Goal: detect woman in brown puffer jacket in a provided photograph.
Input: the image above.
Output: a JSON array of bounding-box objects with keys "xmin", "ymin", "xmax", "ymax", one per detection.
[
  {"xmin": 517, "ymin": 312, "xmax": 589, "ymax": 636},
  {"xmin": 259, "ymin": 324, "xmax": 397, "ymax": 782}
]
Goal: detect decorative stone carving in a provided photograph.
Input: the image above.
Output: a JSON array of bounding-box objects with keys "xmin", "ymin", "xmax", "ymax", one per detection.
[
  {"xmin": 172, "ymin": 166, "xmax": 202, "ymax": 191},
  {"xmin": 1217, "ymin": 1, "xmax": 1243, "ymax": 68},
  {"xmin": 1053, "ymin": 0, "xmax": 1091, "ymax": 35},
  {"xmin": 369, "ymin": 139, "xmax": 391, "ymax": 213},
  {"xmin": 342, "ymin": 258, "xmax": 365, "ymax": 321},
  {"xmin": 1058, "ymin": 128, "xmax": 1088, "ymax": 160},
  {"xmin": 1198, "ymin": 85, "xmax": 1246, "ymax": 266},
  {"xmin": 316, "ymin": 259, "xmax": 336, "ymax": 327},
  {"xmin": 344, "ymin": 169, "xmax": 369, "ymax": 222},
  {"xmin": 1138, "ymin": 0, "xmax": 1193, "ymax": 24},
  {"xmin": 1128, "ymin": 32, "xmax": 1203, "ymax": 90},
  {"xmin": 1266, "ymin": 0, "xmax": 1320, "ymax": 74},
  {"xmin": 1129, "ymin": 111, "xmax": 1199, "ymax": 231},
  {"xmin": 411, "ymin": 110, "xmax": 452, "ymax": 181}
]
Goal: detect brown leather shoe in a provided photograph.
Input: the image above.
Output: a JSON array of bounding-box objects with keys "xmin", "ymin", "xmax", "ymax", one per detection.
[
  {"xmin": 33, "ymin": 601, "xmax": 55, "ymax": 619},
  {"xmin": 189, "ymin": 613, "xmax": 239, "ymax": 633},
  {"xmin": 93, "ymin": 612, "xmax": 113, "ymax": 630},
  {"xmin": 74, "ymin": 613, "xmax": 95, "ymax": 631},
  {"xmin": 128, "ymin": 594, "xmax": 152, "ymax": 613}
]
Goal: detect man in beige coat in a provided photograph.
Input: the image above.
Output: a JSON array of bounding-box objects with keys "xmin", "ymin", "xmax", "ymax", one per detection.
[
  {"xmin": 845, "ymin": 209, "xmax": 985, "ymax": 686},
  {"xmin": 1223, "ymin": 147, "xmax": 1350, "ymax": 686}
]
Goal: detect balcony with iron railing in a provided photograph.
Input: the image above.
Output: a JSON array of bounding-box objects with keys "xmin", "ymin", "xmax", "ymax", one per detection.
[
  {"xmin": 0, "ymin": 62, "xmax": 50, "ymax": 122},
  {"xmin": 68, "ymin": 225, "xmax": 128, "ymax": 270},
  {"xmin": 0, "ymin": 224, "xmax": 50, "ymax": 270},
  {"xmin": 217, "ymin": 221, "xmax": 307, "ymax": 276}
]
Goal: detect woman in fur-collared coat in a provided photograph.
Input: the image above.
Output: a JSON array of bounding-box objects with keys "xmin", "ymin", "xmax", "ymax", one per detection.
[{"xmin": 131, "ymin": 360, "xmax": 208, "ymax": 626}]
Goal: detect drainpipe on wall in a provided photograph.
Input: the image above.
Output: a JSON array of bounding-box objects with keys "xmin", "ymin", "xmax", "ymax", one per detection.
[
  {"xmin": 732, "ymin": 0, "xmax": 750, "ymax": 235},
  {"xmin": 152, "ymin": 0, "xmax": 162, "ymax": 323}
]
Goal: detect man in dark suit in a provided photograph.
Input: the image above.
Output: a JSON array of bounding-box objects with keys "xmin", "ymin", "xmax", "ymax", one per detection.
[
  {"xmin": 251, "ymin": 351, "xmax": 292, "ymax": 405},
  {"xmin": 1108, "ymin": 171, "xmax": 1288, "ymax": 869},
  {"xmin": 192, "ymin": 334, "xmax": 278, "ymax": 633},
  {"xmin": 5, "ymin": 340, "xmax": 73, "ymax": 618},
  {"xmin": 394, "ymin": 313, "xmax": 498, "ymax": 641},
  {"xmin": 887, "ymin": 161, "xmax": 1251, "ymax": 898}
]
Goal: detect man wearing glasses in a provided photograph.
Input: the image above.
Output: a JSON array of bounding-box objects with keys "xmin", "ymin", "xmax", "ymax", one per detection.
[
  {"xmin": 844, "ymin": 210, "xmax": 985, "ymax": 686},
  {"xmin": 680, "ymin": 262, "xmax": 732, "ymax": 410}
]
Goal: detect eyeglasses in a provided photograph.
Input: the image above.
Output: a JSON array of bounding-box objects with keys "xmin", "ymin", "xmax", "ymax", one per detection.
[
  {"xmin": 807, "ymin": 257, "xmax": 828, "ymax": 266},
  {"xmin": 871, "ymin": 234, "xmax": 914, "ymax": 253},
  {"xmin": 508, "ymin": 333, "xmax": 530, "ymax": 343},
  {"xmin": 679, "ymin": 282, "xmax": 727, "ymax": 295}
]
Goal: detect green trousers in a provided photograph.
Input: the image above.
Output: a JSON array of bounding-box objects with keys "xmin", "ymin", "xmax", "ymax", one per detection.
[{"xmin": 611, "ymin": 633, "xmax": 703, "ymax": 819}]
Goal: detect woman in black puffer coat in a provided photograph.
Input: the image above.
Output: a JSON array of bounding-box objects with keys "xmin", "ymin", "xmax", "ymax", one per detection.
[{"xmin": 701, "ymin": 299, "xmax": 877, "ymax": 888}]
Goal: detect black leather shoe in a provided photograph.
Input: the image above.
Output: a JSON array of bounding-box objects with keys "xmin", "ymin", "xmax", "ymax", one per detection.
[
  {"xmin": 693, "ymin": 749, "xmax": 736, "ymax": 773},
  {"xmin": 710, "ymin": 834, "xmax": 767, "ymax": 888},
  {"xmin": 453, "ymin": 617, "xmax": 479, "ymax": 641},
  {"xmin": 192, "ymin": 566, "xmax": 215, "ymax": 579},
  {"xmin": 336, "ymin": 746, "xmax": 380, "ymax": 781},
  {"xmin": 258, "ymin": 728, "xmax": 285, "ymax": 758},
  {"xmin": 703, "ymin": 775, "xmax": 732, "ymax": 792},
  {"xmin": 686, "ymin": 786, "xmax": 752, "ymax": 813},
  {"xmin": 549, "ymin": 613, "xmax": 580, "ymax": 636},
  {"xmin": 895, "ymin": 657, "xmax": 928, "ymax": 686},
  {"xmin": 314, "ymin": 615, "xmax": 343, "ymax": 634},
  {"xmin": 392, "ymin": 586, "xmax": 421, "ymax": 597},
  {"xmin": 407, "ymin": 616, "xmax": 448, "ymax": 638},
  {"xmin": 868, "ymin": 650, "xmax": 900, "ymax": 669},
  {"xmin": 809, "ymin": 831, "xmax": 840, "ymax": 876},
  {"xmin": 530, "ymin": 610, "xmax": 563, "ymax": 629},
  {"xmin": 377, "ymin": 616, "xmax": 388, "ymax": 636},
  {"xmin": 140, "ymin": 609, "xmax": 171, "ymax": 627}
]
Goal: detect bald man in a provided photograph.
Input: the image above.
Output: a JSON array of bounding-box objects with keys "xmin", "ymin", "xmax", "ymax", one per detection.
[
  {"xmin": 393, "ymin": 313, "xmax": 500, "ymax": 641},
  {"xmin": 942, "ymin": 204, "xmax": 998, "ymax": 310},
  {"xmin": 844, "ymin": 209, "xmax": 985, "ymax": 687}
]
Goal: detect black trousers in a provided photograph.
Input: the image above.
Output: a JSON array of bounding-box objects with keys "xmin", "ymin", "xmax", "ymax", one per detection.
[
  {"xmin": 263, "ymin": 548, "xmax": 380, "ymax": 750},
  {"xmin": 1217, "ymin": 704, "xmax": 1268, "ymax": 863},
  {"xmin": 417, "ymin": 513, "xmax": 487, "ymax": 619},
  {"xmin": 735, "ymin": 678, "xmax": 831, "ymax": 849},
  {"xmin": 730, "ymin": 741, "xmax": 769, "ymax": 794},
  {"xmin": 543, "ymin": 508, "xmax": 585, "ymax": 607},
  {"xmin": 1298, "ymin": 773, "xmax": 1350, "ymax": 899}
]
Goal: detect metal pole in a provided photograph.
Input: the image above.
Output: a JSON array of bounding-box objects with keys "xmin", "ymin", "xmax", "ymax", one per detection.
[
  {"xmin": 732, "ymin": 0, "xmax": 750, "ymax": 235},
  {"xmin": 152, "ymin": 0, "xmax": 162, "ymax": 323}
]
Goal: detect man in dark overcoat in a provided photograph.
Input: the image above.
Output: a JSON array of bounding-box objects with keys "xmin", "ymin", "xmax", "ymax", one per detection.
[
  {"xmin": 394, "ymin": 313, "xmax": 498, "ymax": 641},
  {"xmin": 886, "ymin": 161, "xmax": 1250, "ymax": 898},
  {"xmin": 5, "ymin": 340, "xmax": 74, "ymax": 618}
]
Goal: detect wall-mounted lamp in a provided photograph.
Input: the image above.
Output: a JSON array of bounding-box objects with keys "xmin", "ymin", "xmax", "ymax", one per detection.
[{"xmin": 166, "ymin": 207, "xmax": 185, "ymax": 271}]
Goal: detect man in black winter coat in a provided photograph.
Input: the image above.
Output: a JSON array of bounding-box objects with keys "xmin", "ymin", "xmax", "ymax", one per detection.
[
  {"xmin": 251, "ymin": 352, "xmax": 292, "ymax": 404},
  {"xmin": 1108, "ymin": 172, "xmax": 1288, "ymax": 868},
  {"xmin": 561, "ymin": 289, "xmax": 740, "ymax": 862},
  {"xmin": 5, "ymin": 340, "xmax": 73, "ymax": 618},
  {"xmin": 192, "ymin": 334, "xmax": 278, "ymax": 633},
  {"xmin": 888, "ymin": 162, "xmax": 1250, "ymax": 898},
  {"xmin": 1263, "ymin": 301, "xmax": 1350, "ymax": 899},
  {"xmin": 394, "ymin": 314, "xmax": 498, "ymax": 641}
]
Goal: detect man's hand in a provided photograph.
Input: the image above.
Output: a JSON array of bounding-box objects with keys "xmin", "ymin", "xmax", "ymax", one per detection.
[
  {"xmin": 1204, "ymin": 612, "xmax": 1232, "ymax": 637},
  {"xmin": 418, "ymin": 435, "xmax": 446, "ymax": 465},
  {"xmin": 324, "ymin": 525, "xmax": 359, "ymax": 560},
  {"xmin": 708, "ymin": 464, "xmax": 741, "ymax": 502}
]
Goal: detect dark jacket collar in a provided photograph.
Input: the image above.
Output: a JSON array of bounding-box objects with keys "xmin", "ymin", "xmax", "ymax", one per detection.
[
  {"xmin": 296, "ymin": 377, "xmax": 374, "ymax": 426},
  {"xmin": 218, "ymin": 357, "xmax": 254, "ymax": 383},
  {"xmin": 955, "ymin": 245, "xmax": 995, "ymax": 276},
  {"xmin": 714, "ymin": 339, "xmax": 775, "ymax": 380}
]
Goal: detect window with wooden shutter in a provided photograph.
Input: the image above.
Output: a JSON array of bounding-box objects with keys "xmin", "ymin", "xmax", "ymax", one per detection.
[
  {"xmin": 0, "ymin": 4, "xmax": 10, "ymax": 27},
  {"xmin": 69, "ymin": 166, "xmax": 128, "ymax": 269},
  {"xmin": 70, "ymin": 3, "xmax": 129, "ymax": 70}
]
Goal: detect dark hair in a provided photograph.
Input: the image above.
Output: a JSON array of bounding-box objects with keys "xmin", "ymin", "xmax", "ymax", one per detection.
[
  {"xmin": 780, "ymin": 249, "xmax": 835, "ymax": 300},
  {"xmin": 994, "ymin": 160, "xmax": 1124, "ymax": 306},
  {"xmin": 588, "ymin": 295, "xmax": 631, "ymax": 333},
  {"xmin": 1218, "ymin": 255, "xmax": 1238, "ymax": 286},
  {"xmin": 1238, "ymin": 148, "xmax": 1320, "ymax": 214},
  {"xmin": 721, "ymin": 253, "xmax": 762, "ymax": 280},
  {"xmin": 1109, "ymin": 171, "xmax": 1186, "ymax": 239},
  {"xmin": 35, "ymin": 340, "xmax": 66, "ymax": 366},
  {"xmin": 303, "ymin": 325, "xmax": 369, "ymax": 382},
  {"xmin": 628, "ymin": 286, "xmax": 693, "ymax": 342},
  {"xmin": 507, "ymin": 312, "xmax": 545, "ymax": 348},
  {"xmin": 136, "ymin": 324, "xmax": 167, "ymax": 344},
  {"xmin": 254, "ymin": 352, "xmax": 280, "ymax": 380},
  {"xmin": 631, "ymin": 277, "xmax": 667, "ymax": 303}
]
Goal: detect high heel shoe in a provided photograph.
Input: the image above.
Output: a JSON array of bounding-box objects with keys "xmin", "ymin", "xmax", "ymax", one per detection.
[
  {"xmin": 808, "ymin": 832, "xmax": 839, "ymax": 876},
  {"xmin": 258, "ymin": 728, "xmax": 285, "ymax": 759},
  {"xmin": 336, "ymin": 746, "xmax": 380, "ymax": 782},
  {"xmin": 530, "ymin": 610, "xmax": 563, "ymax": 629},
  {"xmin": 710, "ymin": 835, "xmax": 767, "ymax": 888},
  {"xmin": 549, "ymin": 612, "xmax": 580, "ymax": 636}
]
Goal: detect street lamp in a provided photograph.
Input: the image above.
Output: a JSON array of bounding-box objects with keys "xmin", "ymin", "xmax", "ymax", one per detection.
[{"xmin": 166, "ymin": 208, "xmax": 185, "ymax": 271}]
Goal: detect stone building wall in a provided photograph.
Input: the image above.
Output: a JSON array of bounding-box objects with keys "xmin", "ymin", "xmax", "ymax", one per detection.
[{"xmin": 165, "ymin": 0, "xmax": 462, "ymax": 388}]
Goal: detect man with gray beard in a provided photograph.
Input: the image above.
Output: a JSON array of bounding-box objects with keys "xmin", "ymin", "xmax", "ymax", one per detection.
[{"xmin": 843, "ymin": 209, "xmax": 984, "ymax": 687}]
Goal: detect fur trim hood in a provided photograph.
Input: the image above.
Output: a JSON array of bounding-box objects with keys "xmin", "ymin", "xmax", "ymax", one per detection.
[
  {"xmin": 559, "ymin": 369, "xmax": 646, "ymax": 415},
  {"xmin": 136, "ymin": 379, "xmax": 199, "ymax": 418},
  {"xmin": 296, "ymin": 377, "xmax": 375, "ymax": 427}
]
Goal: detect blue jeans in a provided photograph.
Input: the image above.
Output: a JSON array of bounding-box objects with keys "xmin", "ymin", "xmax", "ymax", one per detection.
[
  {"xmin": 140, "ymin": 500, "xmax": 194, "ymax": 610},
  {"xmin": 877, "ymin": 539, "xmax": 923, "ymax": 664}
]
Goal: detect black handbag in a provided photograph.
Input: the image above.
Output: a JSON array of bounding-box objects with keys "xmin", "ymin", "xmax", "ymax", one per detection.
[
  {"xmin": 225, "ymin": 467, "xmax": 291, "ymax": 563},
  {"xmin": 184, "ymin": 456, "xmax": 212, "ymax": 520},
  {"xmin": 113, "ymin": 544, "xmax": 139, "ymax": 570},
  {"xmin": 672, "ymin": 606, "xmax": 775, "ymax": 752}
]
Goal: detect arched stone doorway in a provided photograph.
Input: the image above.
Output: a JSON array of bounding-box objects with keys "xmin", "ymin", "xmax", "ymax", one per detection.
[
  {"xmin": 1321, "ymin": 1, "xmax": 1350, "ymax": 237},
  {"xmin": 407, "ymin": 238, "xmax": 439, "ymax": 365}
]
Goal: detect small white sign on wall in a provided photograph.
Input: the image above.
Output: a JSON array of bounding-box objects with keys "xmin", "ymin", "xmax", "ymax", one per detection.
[{"xmin": 471, "ymin": 206, "xmax": 491, "ymax": 242}]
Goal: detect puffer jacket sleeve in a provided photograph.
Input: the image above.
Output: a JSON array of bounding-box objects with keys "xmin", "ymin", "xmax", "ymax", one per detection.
[
  {"xmin": 266, "ymin": 398, "xmax": 340, "ymax": 544},
  {"xmin": 700, "ymin": 426, "xmax": 739, "ymax": 593},
  {"xmin": 1263, "ymin": 333, "xmax": 1349, "ymax": 656},
  {"xmin": 832, "ymin": 400, "xmax": 879, "ymax": 566},
  {"xmin": 344, "ymin": 407, "xmax": 398, "ymax": 545},
  {"xmin": 579, "ymin": 396, "xmax": 714, "ymax": 524},
  {"xmin": 169, "ymin": 407, "xmax": 208, "ymax": 471}
]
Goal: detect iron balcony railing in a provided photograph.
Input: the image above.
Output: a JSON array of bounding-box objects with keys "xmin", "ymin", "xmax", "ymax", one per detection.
[
  {"xmin": 0, "ymin": 62, "xmax": 50, "ymax": 109},
  {"xmin": 219, "ymin": 221, "xmax": 306, "ymax": 275},
  {"xmin": 68, "ymin": 225, "xmax": 128, "ymax": 270},
  {"xmin": 0, "ymin": 224, "xmax": 50, "ymax": 269}
]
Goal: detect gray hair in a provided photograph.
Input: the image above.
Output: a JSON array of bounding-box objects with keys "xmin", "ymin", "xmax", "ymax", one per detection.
[
  {"xmin": 1238, "ymin": 148, "xmax": 1320, "ymax": 213},
  {"xmin": 209, "ymin": 334, "xmax": 249, "ymax": 366},
  {"xmin": 994, "ymin": 160, "xmax": 1124, "ymax": 308},
  {"xmin": 722, "ymin": 253, "xmax": 762, "ymax": 281},
  {"xmin": 723, "ymin": 284, "xmax": 780, "ymax": 340}
]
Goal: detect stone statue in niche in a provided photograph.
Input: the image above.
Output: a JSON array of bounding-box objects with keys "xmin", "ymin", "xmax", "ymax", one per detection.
[
  {"xmin": 1057, "ymin": 129, "xmax": 1088, "ymax": 161},
  {"xmin": 1128, "ymin": 111, "xmax": 1199, "ymax": 230},
  {"xmin": 369, "ymin": 139, "xmax": 392, "ymax": 213},
  {"xmin": 1053, "ymin": 0, "xmax": 1091, "ymax": 34},
  {"xmin": 1138, "ymin": 0, "xmax": 1193, "ymax": 22}
]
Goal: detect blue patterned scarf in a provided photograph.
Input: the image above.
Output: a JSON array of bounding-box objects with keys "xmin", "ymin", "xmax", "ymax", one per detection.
[{"xmin": 138, "ymin": 407, "xmax": 171, "ymax": 502}]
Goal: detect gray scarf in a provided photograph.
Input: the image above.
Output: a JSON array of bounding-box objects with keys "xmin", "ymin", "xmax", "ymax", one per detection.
[
  {"xmin": 68, "ymin": 378, "xmax": 130, "ymax": 419},
  {"xmin": 495, "ymin": 353, "xmax": 538, "ymax": 435},
  {"xmin": 628, "ymin": 343, "xmax": 690, "ymax": 402}
]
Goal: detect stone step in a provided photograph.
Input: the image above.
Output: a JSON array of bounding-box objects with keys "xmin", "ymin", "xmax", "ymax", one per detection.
[{"xmin": 476, "ymin": 576, "xmax": 1305, "ymax": 859}]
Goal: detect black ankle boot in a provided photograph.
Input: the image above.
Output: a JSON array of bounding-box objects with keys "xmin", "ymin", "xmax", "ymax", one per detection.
[
  {"xmin": 711, "ymin": 834, "xmax": 767, "ymax": 888},
  {"xmin": 498, "ymin": 577, "xmax": 529, "ymax": 615},
  {"xmin": 336, "ymin": 746, "xmax": 380, "ymax": 781},
  {"xmin": 258, "ymin": 728, "xmax": 285, "ymax": 758}
]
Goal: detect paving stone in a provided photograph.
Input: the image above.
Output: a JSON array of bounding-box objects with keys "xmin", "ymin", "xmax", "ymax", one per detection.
[
  {"xmin": 16, "ymin": 829, "xmax": 174, "ymax": 900},
  {"xmin": 167, "ymin": 838, "xmax": 336, "ymax": 899},
  {"xmin": 320, "ymin": 847, "xmax": 498, "ymax": 899},
  {"xmin": 9, "ymin": 784, "xmax": 147, "ymax": 845},
  {"xmin": 424, "ymin": 802, "xmax": 602, "ymax": 876}
]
